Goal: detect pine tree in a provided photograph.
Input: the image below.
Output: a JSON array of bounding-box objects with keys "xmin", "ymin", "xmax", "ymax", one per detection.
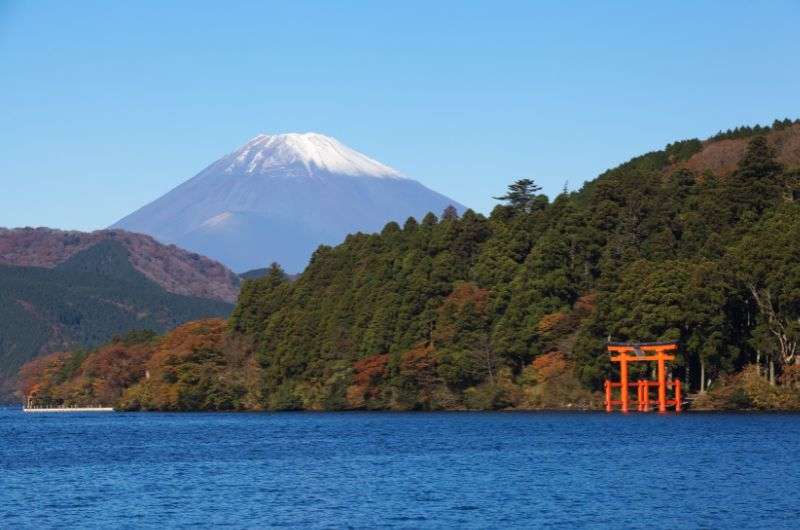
[
  {"xmin": 441, "ymin": 205, "xmax": 459, "ymax": 221},
  {"xmin": 725, "ymin": 135, "xmax": 784, "ymax": 222},
  {"xmin": 494, "ymin": 179, "xmax": 542, "ymax": 213}
]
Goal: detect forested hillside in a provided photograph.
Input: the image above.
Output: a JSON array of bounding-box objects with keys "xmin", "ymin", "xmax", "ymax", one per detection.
[
  {"xmin": 1, "ymin": 240, "xmax": 233, "ymax": 397},
  {"xmin": 22, "ymin": 120, "xmax": 800, "ymax": 410},
  {"xmin": 0, "ymin": 228, "xmax": 240, "ymax": 302}
]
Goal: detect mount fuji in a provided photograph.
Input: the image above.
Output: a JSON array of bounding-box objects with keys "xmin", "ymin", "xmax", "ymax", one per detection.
[{"xmin": 112, "ymin": 133, "xmax": 465, "ymax": 272}]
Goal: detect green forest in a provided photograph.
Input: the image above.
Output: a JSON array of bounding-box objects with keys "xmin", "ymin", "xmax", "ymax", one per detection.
[
  {"xmin": 0, "ymin": 240, "xmax": 233, "ymax": 384},
  {"xmin": 21, "ymin": 122, "xmax": 800, "ymax": 411}
]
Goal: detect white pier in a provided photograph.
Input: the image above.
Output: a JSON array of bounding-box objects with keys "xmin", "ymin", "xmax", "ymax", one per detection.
[
  {"xmin": 23, "ymin": 396, "xmax": 113, "ymax": 412},
  {"xmin": 23, "ymin": 406, "xmax": 114, "ymax": 413}
]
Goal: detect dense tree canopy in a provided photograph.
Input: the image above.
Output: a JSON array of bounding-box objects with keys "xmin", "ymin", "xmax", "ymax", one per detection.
[
  {"xmin": 21, "ymin": 124, "xmax": 800, "ymax": 410},
  {"xmin": 221, "ymin": 132, "xmax": 800, "ymax": 409}
]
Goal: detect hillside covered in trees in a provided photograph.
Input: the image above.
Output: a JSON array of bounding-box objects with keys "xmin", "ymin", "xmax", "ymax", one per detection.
[
  {"xmin": 20, "ymin": 120, "xmax": 800, "ymax": 410},
  {"xmin": 1, "ymin": 239, "xmax": 234, "ymax": 399},
  {"xmin": 0, "ymin": 228, "xmax": 241, "ymax": 302}
]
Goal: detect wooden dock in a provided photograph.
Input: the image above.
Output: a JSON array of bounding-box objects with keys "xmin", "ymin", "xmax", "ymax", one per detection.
[{"xmin": 23, "ymin": 406, "xmax": 114, "ymax": 413}]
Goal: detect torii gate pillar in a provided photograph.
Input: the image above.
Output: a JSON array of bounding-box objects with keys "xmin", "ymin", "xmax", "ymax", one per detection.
[
  {"xmin": 657, "ymin": 351, "xmax": 667, "ymax": 412},
  {"xmin": 605, "ymin": 342, "xmax": 681, "ymax": 413}
]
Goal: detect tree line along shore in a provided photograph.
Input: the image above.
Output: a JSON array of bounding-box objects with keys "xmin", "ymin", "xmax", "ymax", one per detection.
[{"xmin": 20, "ymin": 121, "xmax": 800, "ymax": 411}]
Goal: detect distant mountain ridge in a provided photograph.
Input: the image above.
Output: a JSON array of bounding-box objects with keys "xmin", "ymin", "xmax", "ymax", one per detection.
[
  {"xmin": 0, "ymin": 237, "xmax": 235, "ymax": 396},
  {"xmin": 0, "ymin": 228, "xmax": 240, "ymax": 302},
  {"xmin": 112, "ymin": 132, "xmax": 466, "ymax": 272}
]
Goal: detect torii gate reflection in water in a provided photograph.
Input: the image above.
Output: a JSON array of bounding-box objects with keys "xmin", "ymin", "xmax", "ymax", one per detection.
[{"xmin": 603, "ymin": 342, "xmax": 682, "ymax": 413}]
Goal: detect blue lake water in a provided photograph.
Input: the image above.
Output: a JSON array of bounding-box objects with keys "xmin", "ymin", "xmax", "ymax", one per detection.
[{"xmin": 2, "ymin": 408, "xmax": 799, "ymax": 528}]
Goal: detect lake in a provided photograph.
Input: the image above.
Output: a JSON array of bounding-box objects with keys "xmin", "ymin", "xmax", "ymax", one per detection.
[{"xmin": 2, "ymin": 408, "xmax": 799, "ymax": 528}]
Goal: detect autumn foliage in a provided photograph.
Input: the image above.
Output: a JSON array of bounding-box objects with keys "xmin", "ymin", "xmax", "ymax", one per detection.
[
  {"xmin": 20, "ymin": 319, "xmax": 261, "ymax": 411},
  {"xmin": 18, "ymin": 125, "xmax": 800, "ymax": 411},
  {"xmin": 514, "ymin": 351, "xmax": 597, "ymax": 409},
  {"xmin": 693, "ymin": 366, "xmax": 800, "ymax": 411},
  {"xmin": 346, "ymin": 354, "xmax": 390, "ymax": 408}
]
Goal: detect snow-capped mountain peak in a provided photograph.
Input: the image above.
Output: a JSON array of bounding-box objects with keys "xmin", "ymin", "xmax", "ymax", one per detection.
[
  {"xmin": 113, "ymin": 132, "xmax": 464, "ymax": 272},
  {"xmin": 223, "ymin": 132, "xmax": 404, "ymax": 179}
]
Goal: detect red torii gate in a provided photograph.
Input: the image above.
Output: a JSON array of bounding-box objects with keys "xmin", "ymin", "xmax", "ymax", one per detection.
[{"xmin": 604, "ymin": 341, "xmax": 682, "ymax": 413}]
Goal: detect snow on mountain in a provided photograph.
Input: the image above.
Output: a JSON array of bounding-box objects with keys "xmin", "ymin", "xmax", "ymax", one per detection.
[
  {"xmin": 226, "ymin": 133, "xmax": 404, "ymax": 178},
  {"xmin": 112, "ymin": 133, "xmax": 465, "ymax": 272}
]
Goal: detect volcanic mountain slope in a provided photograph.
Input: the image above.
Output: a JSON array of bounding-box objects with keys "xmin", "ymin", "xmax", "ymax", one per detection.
[
  {"xmin": 112, "ymin": 133, "xmax": 466, "ymax": 272},
  {"xmin": 0, "ymin": 229, "xmax": 238, "ymax": 388}
]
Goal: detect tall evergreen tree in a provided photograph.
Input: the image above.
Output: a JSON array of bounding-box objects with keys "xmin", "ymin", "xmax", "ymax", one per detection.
[
  {"xmin": 724, "ymin": 135, "xmax": 784, "ymax": 223},
  {"xmin": 494, "ymin": 179, "xmax": 543, "ymax": 213}
]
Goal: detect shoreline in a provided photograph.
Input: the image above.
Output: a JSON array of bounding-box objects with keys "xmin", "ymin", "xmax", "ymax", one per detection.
[{"xmin": 8, "ymin": 405, "xmax": 800, "ymax": 414}]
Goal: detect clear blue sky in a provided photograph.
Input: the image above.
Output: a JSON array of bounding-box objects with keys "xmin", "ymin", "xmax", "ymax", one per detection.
[{"xmin": 1, "ymin": 1, "xmax": 798, "ymax": 231}]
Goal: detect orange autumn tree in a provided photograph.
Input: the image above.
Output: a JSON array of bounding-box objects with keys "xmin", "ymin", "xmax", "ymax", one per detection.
[
  {"xmin": 119, "ymin": 319, "xmax": 259, "ymax": 411},
  {"xmin": 19, "ymin": 319, "xmax": 263, "ymax": 411},
  {"xmin": 77, "ymin": 340, "xmax": 153, "ymax": 405},
  {"xmin": 396, "ymin": 343, "xmax": 441, "ymax": 409},
  {"xmin": 346, "ymin": 353, "xmax": 390, "ymax": 409},
  {"xmin": 18, "ymin": 351, "xmax": 72, "ymax": 404},
  {"xmin": 18, "ymin": 330, "xmax": 158, "ymax": 407},
  {"xmin": 519, "ymin": 351, "xmax": 597, "ymax": 409}
]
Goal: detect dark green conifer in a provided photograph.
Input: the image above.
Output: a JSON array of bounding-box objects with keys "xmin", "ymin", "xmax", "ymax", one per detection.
[{"xmin": 493, "ymin": 178, "xmax": 542, "ymax": 213}]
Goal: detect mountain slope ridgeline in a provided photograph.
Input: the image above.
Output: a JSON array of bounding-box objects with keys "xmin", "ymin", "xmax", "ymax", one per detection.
[{"xmin": 112, "ymin": 133, "xmax": 465, "ymax": 272}]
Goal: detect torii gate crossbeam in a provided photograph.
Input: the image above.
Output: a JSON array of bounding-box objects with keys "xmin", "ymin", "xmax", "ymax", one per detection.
[{"xmin": 604, "ymin": 341, "xmax": 682, "ymax": 413}]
